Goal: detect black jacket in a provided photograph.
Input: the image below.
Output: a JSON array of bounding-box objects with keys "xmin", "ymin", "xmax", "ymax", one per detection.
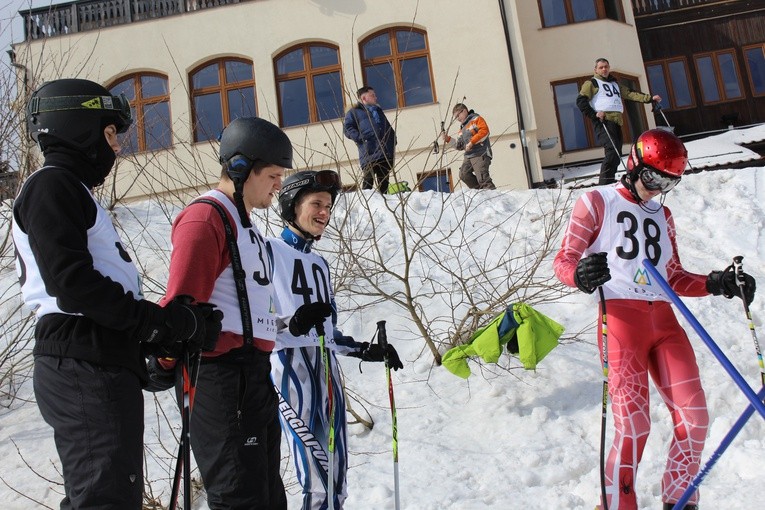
[{"xmin": 12, "ymin": 150, "xmax": 161, "ymax": 381}]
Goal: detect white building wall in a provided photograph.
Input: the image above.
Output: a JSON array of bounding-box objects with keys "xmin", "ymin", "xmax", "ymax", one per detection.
[
  {"xmin": 509, "ymin": 0, "xmax": 655, "ymax": 170},
  {"xmin": 14, "ymin": 0, "xmax": 652, "ymax": 197}
]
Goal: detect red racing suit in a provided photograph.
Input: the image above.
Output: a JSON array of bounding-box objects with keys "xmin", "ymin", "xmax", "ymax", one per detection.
[{"xmin": 554, "ymin": 184, "xmax": 710, "ymax": 509}]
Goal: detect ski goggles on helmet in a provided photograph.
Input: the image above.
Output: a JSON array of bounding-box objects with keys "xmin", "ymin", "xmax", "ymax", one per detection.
[
  {"xmin": 639, "ymin": 166, "xmax": 680, "ymax": 193},
  {"xmin": 314, "ymin": 170, "xmax": 341, "ymax": 189},
  {"xmin": 280, "ymin": 170, "xmax": 342, "ymax": 196},
  {"xmin": 28, "ymin": 93, "xmax": 133, "ymax": 133}
]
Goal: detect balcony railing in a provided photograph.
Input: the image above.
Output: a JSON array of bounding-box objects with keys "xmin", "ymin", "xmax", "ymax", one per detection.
[
  {"xmin": 633, "ymin": 0, "xmax": 723, "ymax": 16},
  {"xmin": 21, "ymin": 0, "xmax": 248, "ymax": 41}
]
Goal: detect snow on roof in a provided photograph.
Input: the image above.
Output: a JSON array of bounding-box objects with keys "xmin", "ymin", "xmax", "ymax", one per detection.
[{"xmin": 543, "ymin": 123, "xmax": 765, "ymax": 186}]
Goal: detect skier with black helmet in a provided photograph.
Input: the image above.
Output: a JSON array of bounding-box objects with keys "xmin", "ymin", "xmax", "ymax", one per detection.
[
  {"xmin": 269, "ymin": 170, "xmax": 403, "ymax": 509},
  {"xmin": 12, "ymin": 78, "xmax": 223, "ymax": 509},
  {"xmin": 150, "ymin": 116, "xmax": 292, "ymax": 508},
  {"xmin": 553, "ymin": 128, "xmax": 756, "ymax": 510}
]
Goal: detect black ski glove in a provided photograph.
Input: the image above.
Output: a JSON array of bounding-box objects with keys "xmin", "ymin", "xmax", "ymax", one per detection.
[
  {"xmin": 707, "ymin": 268, "xmax": 756, "ymax": 306},
  {"xmin": 144, "ymin": 355, "xmax": 176, "ymax": 393},
  {"xmin": 195, "ymin": 302, "xmax": 224, "ymax": 352},
  {"xmin": 140, "ymin": 295, "xmax": 224, "ymax": 358},
  {"xmin": 574, "ymin": 252, "xmax": 611, "ymax": 294},
  {"xmin": 350, "ymin": 342, "xmax": 404, "ymax": 370},
  {"xmin": 289, "ymin": 302, "xmax": 333, "ymax": 336}
]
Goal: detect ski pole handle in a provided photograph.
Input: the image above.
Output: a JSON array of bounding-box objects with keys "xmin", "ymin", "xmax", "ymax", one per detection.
[
  {"xmin": 733, "ymin": 255, "xmax": 745, "ymax": 288},
  {"xmin": 377, "ymin": 321, "xmax": 388, "ymax": 348}
]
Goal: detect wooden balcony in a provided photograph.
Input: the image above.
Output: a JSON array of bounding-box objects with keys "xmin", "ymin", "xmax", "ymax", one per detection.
[
  {"xmin": 633, "ymin": 0, "xmax": 729, "ymax": 16},
  {"xmin": 20, "ymin": 0, "xmax": 249, "ymax": 41}
]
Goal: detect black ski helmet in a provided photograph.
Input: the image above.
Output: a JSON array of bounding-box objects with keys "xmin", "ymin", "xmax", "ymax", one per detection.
[
  {"xmin": 279, "ymin": 170, "xmax": 341, "ymax": 223},
  {"xmin": 219, "ymin": 117, "xmax": 293, "ymax": 182},
  {"xmin": 26, "ymin": 79, "xmax": 132, "ymax": 150}
]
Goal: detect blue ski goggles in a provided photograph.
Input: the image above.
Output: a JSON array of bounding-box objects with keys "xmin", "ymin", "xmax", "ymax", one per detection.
[{"xmin": 639, "ymin": 166, "xmax": 680, "ymax": 193}]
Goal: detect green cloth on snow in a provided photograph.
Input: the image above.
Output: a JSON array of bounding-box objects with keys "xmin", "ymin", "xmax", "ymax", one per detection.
[{"xmin": 441, "ymin": 303, "xmax": 563, "ymax": 378}]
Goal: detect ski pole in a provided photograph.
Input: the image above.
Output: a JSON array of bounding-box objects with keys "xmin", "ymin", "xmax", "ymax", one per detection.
[
  {"xmin": 597, "ymin": 288, "xmax": 609, "ymax": 510},
  {"xmin": 731, "ymin": 256, "xmax": 765, "ymax": 387},
  {"xmin": 317, "ymin": 322, "xmax": 336, "ymax": 510},
  {"xmin": 672, "ymin": 385, "xmax": 765, "ymax": 509},
  {"xmin": 641, "ymin": 259, "xmax": 765, "ymax": 419},
  {"xmin": 652, "ymin": 100, "xmax": 673, "ymax": 129},
  {"xmin": 598, "ymin": 119, "xmax": 629, "ymax": 173},
  {"xmin": 376, "ymin": 320, "xmax": 401, "ymax": 510},
  {"xmin": 651, "ymin": 102, "xmax": 697, "ymax": 174},
  {"xmin": 170, "ymin": 347, "xmax": 201, "ymax": 510}
]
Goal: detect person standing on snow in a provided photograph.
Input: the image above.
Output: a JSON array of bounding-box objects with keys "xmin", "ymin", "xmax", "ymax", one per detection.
[
  {"xmin": 577, "ymin": 57, "xmax": 661, "ymax": 185},
  {"xmin": 13, "ymin": 78, "xmax": 222, "ymax": 509},
  {"xmin": 441, "ymin": 103, "xmax": 496, "ymax": 189},
  {"xmin": 148, "ymin": 117, "xmax": 291, "ymax": 508},
  {"xmin": 343, "ymin": 86, "xmax": 397, "ymax": 193},
  {"xmin": 269, "ymin": 170, "xmax": 403, "ymax": 509},
  {"xmin": 553, "ymin": 129, "xmax": 755, "ymax": 510}
]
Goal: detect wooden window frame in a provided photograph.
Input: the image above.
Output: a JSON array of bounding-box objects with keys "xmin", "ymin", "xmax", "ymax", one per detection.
[
  {"xmin": 538, "ymin": 0, "xmax": 624, "ymax": 28},
  {"xmin": 108, "ymin": 72, "xmax": 171, "ymax": 154},
  {"xmin": 274, "ymin": 42, "xmax": 344, "ymax": 127},
  {"xmin": 645, "ymin": 57, "xmax": 696, "ymax": 111},
  {"xmin": 360, "ymin": 27, "xmax": 436, "ymax": 109},
  {"xmin": 693, "ymin": 49, "xmax": 745, "ymax": 105},
  {"xmin": 190, "ymin": 57, "xmax": 256, "ymax": 143},
  {"xmin": 743, "ymin": 43, "xmax": 765, "ymax": 98},
  {"xmin": 416, "ymin": 168, "xmax": 454, "ymax": 192}
]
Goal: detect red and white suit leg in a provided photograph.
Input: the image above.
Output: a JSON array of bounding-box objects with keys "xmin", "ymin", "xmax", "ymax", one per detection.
[{"xmin": 599, "ymin": 300, "xmax": 707, "ymax": 510}]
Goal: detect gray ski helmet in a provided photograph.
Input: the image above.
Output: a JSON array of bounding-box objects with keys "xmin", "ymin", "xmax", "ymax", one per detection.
[
  {"xmin": 26, "ymin": 79, "xmax": 132, "ymax": 150},
  {"xmin": 219, "ymin": 117, "xmax": 293, "ymax": 182},
  {"xmin": 279, "ymin": 170, "xmax": 341, "ymax": 223}
]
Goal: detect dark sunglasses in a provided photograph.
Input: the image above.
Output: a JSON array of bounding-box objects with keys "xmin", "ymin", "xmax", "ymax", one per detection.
[
  {"xmin": 639, "ymin": 166, "xmax": 680, "ymax": 193},
  {"xmin": 29, "ymin": 93, "xmax": 133, "ymax": 133}
]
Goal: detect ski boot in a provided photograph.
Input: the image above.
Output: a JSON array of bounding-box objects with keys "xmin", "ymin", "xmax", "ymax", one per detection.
[{"xmin": 663, "ymin": 504, "xmax": 698, "ymax": 510}]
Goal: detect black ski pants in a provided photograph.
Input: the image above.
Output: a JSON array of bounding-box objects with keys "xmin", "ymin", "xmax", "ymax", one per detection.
[
  {"xmin": 361, "ymin": 158, "xmax": 393, "ymax": 194},
  {"xmin": 183, "ymin": 350, "xmax": 286, "ymax": 510},
  {"xmin": 595, "ymin": 119, "xmax": 623, "ymax": 185},
  {"xmin": 34, "ymin": 356, "xmax": 144, "ymax": 510}
]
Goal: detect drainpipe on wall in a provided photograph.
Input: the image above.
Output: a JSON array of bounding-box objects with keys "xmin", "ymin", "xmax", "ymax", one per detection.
[
  {"xmin": 498, "ymin": 0, "xmax": 533, "ymax": 188},
  {"xmin": 7, "ymin": 49, "xmax": 29, "ymax": 95},
  {"xmin": 7, "ymin": 48, "xmax": 34, "ymax": 178}
]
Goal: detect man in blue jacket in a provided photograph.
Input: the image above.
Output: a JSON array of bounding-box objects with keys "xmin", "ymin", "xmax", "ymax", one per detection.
[{"xmin": 343, "ymin": 86, "xmax": 396, "ymax": 193}]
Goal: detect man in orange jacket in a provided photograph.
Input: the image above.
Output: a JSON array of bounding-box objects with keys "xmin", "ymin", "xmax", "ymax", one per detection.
[{"xmin": 442, "ymin": 103, "xmax": 496, "ymax": 189}]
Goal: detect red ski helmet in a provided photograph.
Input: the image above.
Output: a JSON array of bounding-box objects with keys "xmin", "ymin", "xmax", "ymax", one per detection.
[{"xmin": 627, "ymin": 129, "xmax": 688, "ymax": 178}]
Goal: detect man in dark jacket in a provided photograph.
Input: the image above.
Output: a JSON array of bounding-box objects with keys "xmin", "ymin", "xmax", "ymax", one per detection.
[
  {"xmin": 576, "ymin": 58, "xmax": 661, "ymax": 185},
  {"xmin": 12, "ymin": 78, "xmax": 221, "ymax": 509},
  {"xmin": 343, "ymin": 86, "xmax": 396, "ymax": 193}
]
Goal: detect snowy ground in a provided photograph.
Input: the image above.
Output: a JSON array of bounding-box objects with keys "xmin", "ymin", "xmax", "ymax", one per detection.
[{"xmin": 1, "ymin": 126, "xmax": 764, "ymax": 509}]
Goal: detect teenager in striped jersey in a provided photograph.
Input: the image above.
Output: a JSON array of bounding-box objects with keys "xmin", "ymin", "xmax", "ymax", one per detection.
[
  {"xmin": 553, "ymin": 129, "xmax": 755, "ymax": 510},
  {"xmin": 269, "ymin": 170, "xmax": 403, "ymax": 509}
]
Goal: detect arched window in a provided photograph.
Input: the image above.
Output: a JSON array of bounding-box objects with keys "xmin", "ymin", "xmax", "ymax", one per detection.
[
  {"xmin": 190, "ymin": 58, "xmax": 256, "ymax": 142},
  {"xmin": 274, "ymin": 43, "xmax": 344, "ymax": 127},
  {"xmin": 360, "ymin": 27, "xmax": 435, "ymax": 110},
  {"xmin": 108, "ymin": 73, "xmax": 172, "ymax": 154}
]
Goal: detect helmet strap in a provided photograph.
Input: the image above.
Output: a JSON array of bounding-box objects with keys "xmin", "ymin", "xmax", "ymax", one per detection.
[
  {"xmin": 232, "ymin": 181, "xmax": 252, "ymax": 228},
  {"xmin": 288, "ymin": 219, "xmax": 321, "ymax": 242},
  {"xmin": 621, "ymin": 173, "xmax": 643, "ymax": 203}
]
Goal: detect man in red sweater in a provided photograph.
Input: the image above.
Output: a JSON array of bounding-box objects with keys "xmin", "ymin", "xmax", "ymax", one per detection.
[{"xmin": 150, "ymin": 117, "xmax": 294, "ymax": 509}]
